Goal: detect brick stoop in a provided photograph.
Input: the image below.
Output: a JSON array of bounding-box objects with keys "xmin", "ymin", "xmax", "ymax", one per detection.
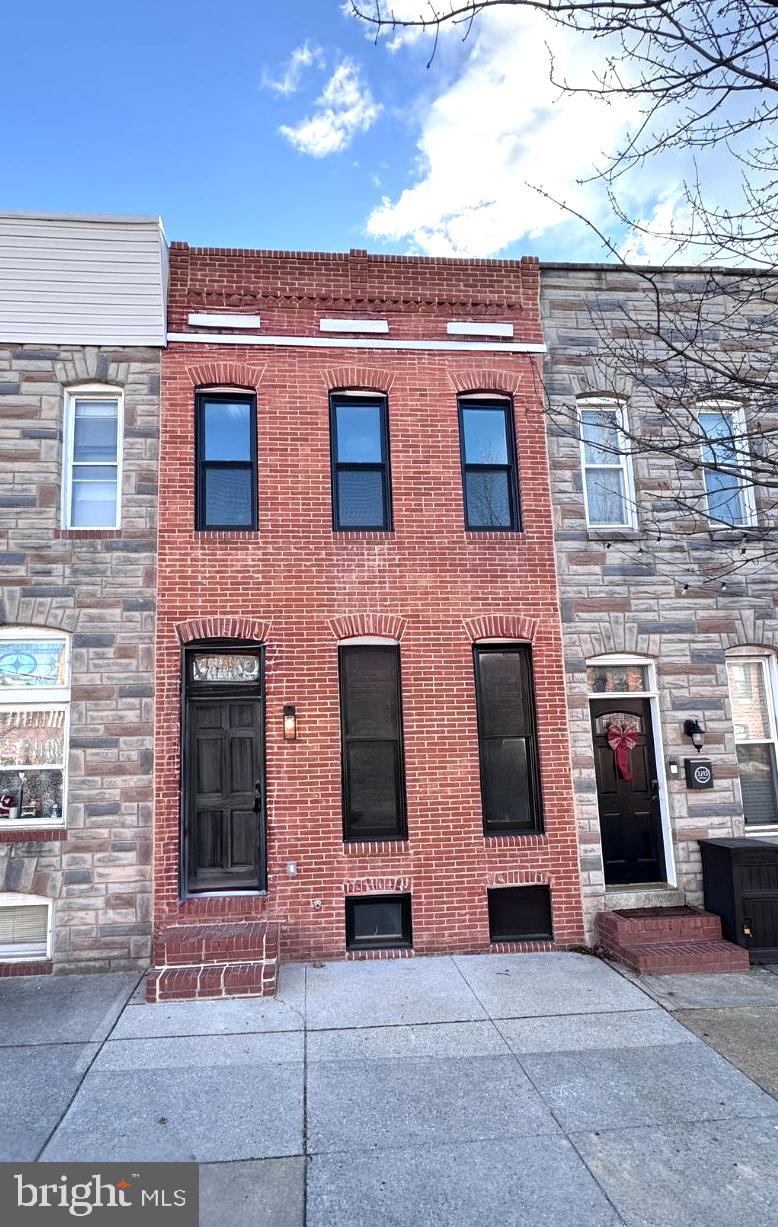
[
  {"xmin": 146, "ymin": 921, "xmax": 280, "ymax": 1002},
  {"xmin": 596, "ymin": 906, "xmax": 750, "ymax": 974}
]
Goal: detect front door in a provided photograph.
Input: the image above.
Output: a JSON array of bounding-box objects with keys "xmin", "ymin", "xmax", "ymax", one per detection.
[
  {"xmin": 183, "ymin": 647, "xmax": 264, "ymax": 894},
  {"xmin": 590, "ymin": 697, "xmax": 666, "ymax": 884}
]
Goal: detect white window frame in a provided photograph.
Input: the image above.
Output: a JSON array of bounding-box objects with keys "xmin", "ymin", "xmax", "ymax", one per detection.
[
  {"xmin": 62, "ymin": 384, "xmax": 124, "ymax": 530},
  {"xmin": 697, "ymin": 400, "xmax": 757, "ymax": 528},
  {"xmin": 578, "ymin": 397, "xmax": 637, "ymax": 529},
  {"xmin": 0, "ymin": 892, "xmax": 52, "ymax": 961},
  {"xmin": 0, "ymin": 627, "xmax": 71, "ymax": 830},
  {"xmin": 726, "ymin": 649, "xmax": 778, "ymax": 831}
]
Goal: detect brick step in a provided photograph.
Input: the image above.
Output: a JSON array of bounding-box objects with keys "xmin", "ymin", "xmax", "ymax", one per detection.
[
  {"xmin": 153, "ymin": 920, "xmax": 278, "ymax": 968},
  {"xmin": 607, "ymin": 938, "xmax": 751, "ymax": 975},
  {"xmin": 146, "ymin": 959, "xmax": 277, "ymax": 1003},
  {"xmin": 597, "ymin": 906, "xmax": 723, "ymax": 947}
]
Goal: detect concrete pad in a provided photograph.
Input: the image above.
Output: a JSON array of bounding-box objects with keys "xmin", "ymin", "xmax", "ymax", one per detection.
[
  {"xmin": 676, "ymin": 1007, "xmax": 778, "ymax": 1098},
  {"xmin": 497, "ymin": 1008, "xmax": 699, "ymax": 1055},
  {"xmin": 637, "ymin": 969, "xmax": 778, "ymax": 1010},
  {"xmin": 199, "ymin": 1158, "xmax": 305, "ymax": 1227},
  {"xmin": 522, "ymin": 1041, "xmax": 778, "ymax": 1132},
  {"xmin": 308, "ymin": 1136, "xmax": 622, "ymax": 1227},
  {"xmin": 307, "ymin": 1020, "xmax": 508, "ymax": 1062},
  {"xmin": 42, "ymin": 1033, "xmax": 304, "ymax": 1162},
  {"xmin": 453, "ymin": 952, "xmax": 656, "ymax": 1018},
  {"xmin": 574, "ymin": 1118, "xmax": 778, "ymax": 1227},
  {"xmin": 0, "ymin": 972, "xmax": 139, "ymax": 1045},
  {"xmin": 112, "ymin": 994, "xmax": 305, "ymax": 1040},
  {"xmin": 307, "ymin": 1054, "xmax": 558, "ymax": 1154},
  {"xmin": 304, "ymin": 957, "xmax": 486, "ymax": 1030},
  {"xmin": 0, "ymin": 1042, "xmax": 97, "ymax": 1160}
]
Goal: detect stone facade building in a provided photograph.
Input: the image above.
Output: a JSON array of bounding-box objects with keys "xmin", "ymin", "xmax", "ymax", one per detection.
[
  {"xmin": 542, "ymin": 264, "xmax": 778, "ymax": 944},
  {"xmin": 0, "ymin": 213, "xmax": 166, "ymax": 973}
]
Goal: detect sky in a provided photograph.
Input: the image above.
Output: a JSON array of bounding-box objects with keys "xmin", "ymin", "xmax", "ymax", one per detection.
[{"xmin": 0, "ymin": 0, "xmax": 733, "ymax": 262}]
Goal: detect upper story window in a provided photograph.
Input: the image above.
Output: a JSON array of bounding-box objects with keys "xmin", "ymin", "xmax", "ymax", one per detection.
[
  {"xmin": 63, "ymin": 386, "xmax": 123, "ymax": 529},
  {"xmin": 330, "ymin": 394, "xmax": 392, "ymax": 530},
  {"xmin": 195, "ymin": 392, "xmax": 258, "ymax": 531},
  {"xmin": 458, "ymin": 397, "xmax": 521, "ymax": 531},
  {"xmin": 698, "ymin": 403, "xmax": 756, "ymax": 527},
  {"xmin": 0, "ymin": 629, "xmax": 70, "ymax": 828},
  {"xmin": 726, "ymin": 653, "xmax": 778, "ymax": 827},
  {"xmin": 579, "ymin": 398, "xmax": 635, "ymax": 528}
]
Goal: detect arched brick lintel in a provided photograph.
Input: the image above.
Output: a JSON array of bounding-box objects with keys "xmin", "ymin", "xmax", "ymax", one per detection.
[
  {"xmin": 328, "ymin": 614, "xmax": 408, "ymax": 642},
  {"xmin": 185, "ymin": 361, "xmax": 266, "ymax": 390},
  {"xmin": 463, "ymin": 614, "xmax": 539, "ymax": 643},
  {"xmin": 448, "ymin": 370, "xmax": 524, "ymax": 397},
  {"xmin": 322, "ymin": 367, "xmax": 395, "ymax": 394},
  {"xmin": 175, "ymin": 616, "xmax": 272, "ymax": 645}
]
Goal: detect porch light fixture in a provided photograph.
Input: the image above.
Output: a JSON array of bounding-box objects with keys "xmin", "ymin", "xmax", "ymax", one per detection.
[
  {"xmin": 684, "ymin": 719, "xmax": 706, "ymax": 752},
  {"xmin": 283, "ymin": 704, "xmax": 297, "ymax": 741}
]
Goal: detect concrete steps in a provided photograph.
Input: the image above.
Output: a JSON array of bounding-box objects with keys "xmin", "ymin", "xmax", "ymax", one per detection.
[
  {"xmin": 597, "ymin": 906, "xmax": 750, "ymax": 975},
  {"xmin": 146, "ymin": 920, "xmax": 280, "ymax": 1002}
]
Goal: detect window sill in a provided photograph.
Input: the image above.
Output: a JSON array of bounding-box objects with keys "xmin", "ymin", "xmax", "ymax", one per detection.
[
  {"xmin": 485, "ymin": 831, "xmax": 546, "ymax": 847},
  {"xmin": 463, "ymin": 529, "xmax": 524, "ymax": 541},
  {"xmin": 343, "ymin": 839, "xmax": 410, "ymax": 856},
  {"xmin": 54, "ymin": 528, "xmax": 122, "ymax": 540},
  {"xmin": 0, "ymin": 825, "xmax": 66, "ymax": 844},
  {"xmin": 586, "ymin": 526, "xmax": 640, "ymax": 541}
]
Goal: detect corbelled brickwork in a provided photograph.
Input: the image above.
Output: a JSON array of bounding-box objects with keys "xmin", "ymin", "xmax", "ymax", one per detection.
[
  {"xmin": 542, "ymin": 265, "xmax": 778, "ymax": 941},
  {"xmin": 0, "ymin": 343, "xmax": 159, "ymax": 970},
  {"xmin": 155, "ymin": 246, "xmax": 585, "ymax": 964}
]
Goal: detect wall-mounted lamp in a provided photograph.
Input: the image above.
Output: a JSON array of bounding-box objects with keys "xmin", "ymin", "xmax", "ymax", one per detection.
[
  {"xmin": 683, "ymin": 719, "xmax": 706, "ymax": 753},
  {"xmin": 283, "ymin": 704, "xmax": 297, "ymax": 741}
]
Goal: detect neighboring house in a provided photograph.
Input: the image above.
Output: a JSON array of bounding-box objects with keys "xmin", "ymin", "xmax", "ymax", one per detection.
[
  {"xmin": 542, "ymin": 263, "xmax": 778, "ymax": 947},
  {"xmin": 0, "ymin": 212, "xmax": 166, "ymax": 973},
  {"xmin": 149, "ymin": 243, "xmax": 585, "ymax": 999}
]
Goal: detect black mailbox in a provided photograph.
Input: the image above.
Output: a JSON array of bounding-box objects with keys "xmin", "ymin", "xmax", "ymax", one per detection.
[
  {"xmin": 699, "ymin": 837, "xmax": 778, "ymax": 961},
  {"xmin": 685, "ymin": 758, "xmax": 713, "ymax": 789}
]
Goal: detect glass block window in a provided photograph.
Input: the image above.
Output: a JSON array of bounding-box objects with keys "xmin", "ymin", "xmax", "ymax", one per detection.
[
  {"xmin": 339, "ymin": 645, "xmax": 406, "ymax": 841},
  {"xmin": 195, "ymin": 393, "xmax": 257, "ymax": 530},
  {"xmin": 0, "ymin": 632, "xmax": 69, "ymax": 828},
  {"xmin": 458, "ymin": 398, "xmax": 521, "ymax": 530},
  {"xmin": 579, "ymin": 400, "xmax": 634, "ymax": 528},
  {"xmin": 727, "ymin": 657, "xmax": 778, "ymax": 826},
  {"xmin": 330, "ymin": 396, "xmax": 392, "ymax": 530},
  {"xmin": 64, "ymin": 389, "xmax": 122, "ymax": 529},
  {"xmin": 474, "ymin": 645, "xmax": 543, "ymax": 834},
  {"xmin": 587, "ymin": 664, "xmax": 649, "ymax": 694},
  {"xmin": 345, "ymin": 894, "xmax": 412, "ymax": 950},
  {"xmin": 699, "ymin": 406, "xmax": 755, "ymax": 527}
]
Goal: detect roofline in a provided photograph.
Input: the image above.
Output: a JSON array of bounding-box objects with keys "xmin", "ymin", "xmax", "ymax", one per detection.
[
  {"xmin": 540, "ymin": 260, "xmax": 774, "ymax": 276},
  {"xmin": 0, "ymin": 209, "xmax": 165, "ymax": 228}
]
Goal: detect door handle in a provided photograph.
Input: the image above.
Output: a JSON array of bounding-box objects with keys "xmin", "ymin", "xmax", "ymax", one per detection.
[
  {"xmin": 650, "ymin": 778, "xmax": 659, "ymax": 800},
  {"xmin": 253, "ymin": 780, "xmax": 262, "ymax": 812}
]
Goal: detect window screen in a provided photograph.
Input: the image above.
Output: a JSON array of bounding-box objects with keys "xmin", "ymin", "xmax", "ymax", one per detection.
[
  {"xmin": 474, "ymin": 645, "xmax": 543, "ymax": 833},
  {"xmin": 488, "ymin": 886, "xmax": 553, "ymax": 942},
  {"xmin": 339, "ymin": 645, "xmax": 406, "ymax": 840},
  {"xmin": 195, "ymin": 393, "xmax": 257, "ymax": 530},
  {"xmin": 330, "ymin": 397, "xmax": 392, "ymax": 529}
]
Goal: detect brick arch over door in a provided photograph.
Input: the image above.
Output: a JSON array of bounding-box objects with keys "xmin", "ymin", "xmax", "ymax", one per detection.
[
  {"xmin": 463, "ymin": 614, "xmax": 538, "ymax": 642},
  {"xmin": 175, "ymin": 616, "xmax": 272, "ymax": 645},
  {"xmin": 185, "ymin": 361, "xmax": 266, "ymax": 391},
  {"xmin": 322, "ymin": 367, "xmax": 395, "ymax": 394},
  {"xmin": 327, "ymin": 614, "xmax": 407, "ymax": 642}
]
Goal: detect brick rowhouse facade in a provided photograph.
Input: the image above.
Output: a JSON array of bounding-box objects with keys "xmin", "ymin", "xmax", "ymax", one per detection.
[{"xmin": 152, "ymin": 243, "xmax": 585, "ymax": 985}]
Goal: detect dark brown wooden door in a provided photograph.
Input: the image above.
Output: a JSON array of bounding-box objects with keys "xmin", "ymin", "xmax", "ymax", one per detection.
[
  {"xmin": 591, "ymin": 697, "xmax": 666, "ymax": 884},
  {"xmin": 186, "ymin": 694, "xmax": 263, "ymax": 892}
]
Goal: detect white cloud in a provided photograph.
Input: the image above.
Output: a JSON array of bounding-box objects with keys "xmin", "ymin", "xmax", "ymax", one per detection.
[
  {"xmin": 263, "ymin": 42, "xmax": 324, "ymax": 96},
  {"xmin": 280, "ymin": 59, "xmax": 382, "ymax": 157}
]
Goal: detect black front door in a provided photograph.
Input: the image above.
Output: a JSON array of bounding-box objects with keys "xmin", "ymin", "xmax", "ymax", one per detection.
[
  {"xmin": 591, "ymin": 697, "xmax": 666, "ymax": 885},
  {"xmin": 184, "ymin": 647, "xmax": 264, "ymax": 894}
]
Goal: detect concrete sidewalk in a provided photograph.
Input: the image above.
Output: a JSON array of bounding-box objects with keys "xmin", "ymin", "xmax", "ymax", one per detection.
[{"xmin": 2, "ymin": 953, "xmax": 778, "ymax": 1226}]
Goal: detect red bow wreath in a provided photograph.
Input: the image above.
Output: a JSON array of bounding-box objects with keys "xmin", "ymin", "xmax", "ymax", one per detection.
[{"xmin": 606, "ymin": 723, "xmax": 639, "ymax": 782}]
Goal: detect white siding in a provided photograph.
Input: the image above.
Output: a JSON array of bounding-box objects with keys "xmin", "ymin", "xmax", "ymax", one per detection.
[{"xmin": 0, "ymin": 213, "xmax": 168, "ymax": 345}]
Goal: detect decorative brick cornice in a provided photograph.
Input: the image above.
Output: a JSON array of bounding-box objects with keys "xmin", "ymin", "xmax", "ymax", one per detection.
[
  {"xmin": 448, "ymin": 370, "xmax": 524, "ymax": 396},
  {"xmin": 463, "ymin": 614, "xmax": 538, "ymax": 642},
  {"xmin": 327, "ymin": 614, "xmax": 408, "ymax": 642},
  {"xmin": 322, "ymin": 367, "xmax": 396, "ymax": 394},
  {"xmin": 175, "ymin": 616, "xmax": 272, "ymax": 645},
  {"xmin": 185, "ymin": 361, "xmax": 266, "ymax": 390}
]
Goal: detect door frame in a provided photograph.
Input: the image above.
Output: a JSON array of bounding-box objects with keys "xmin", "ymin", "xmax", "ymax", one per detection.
[
  {"xmin": 586, "ymin": 654, "xmax": 677, "ymax": 888},
  {"xmin": 179, "ymin": 640, "xmax": 267, "ymax": 899}
]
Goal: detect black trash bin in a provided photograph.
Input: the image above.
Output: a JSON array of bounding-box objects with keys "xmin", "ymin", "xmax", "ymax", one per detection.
[{"xmin": 699, "ymin": 837, "xmax": 778, "ymax": 962}]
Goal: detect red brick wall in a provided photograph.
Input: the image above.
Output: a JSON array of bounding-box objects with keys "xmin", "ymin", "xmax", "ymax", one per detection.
[{"xmin": 154, "ymin": 245, "xmax": 584, "ymax": 959}]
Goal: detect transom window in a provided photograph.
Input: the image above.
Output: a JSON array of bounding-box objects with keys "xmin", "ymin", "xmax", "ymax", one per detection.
[
  {"xmin": 330, "ymin": 395, "xmax": 392, "ymax": 530},
  {"xmin": 579, "ymin": 399, "xmax": 634, "ymax": 528},
  {"xmin": 63, "ymin": 386, "xmax": 123, "ymax": 529},
  {"xmin": 195, "ymin": 392, "xmax": 258, "ymax": 530},
  {"xmin": 458, "ymin": 397, "xmax": 521, "ymax": 530},
  {"xmin": 727, "ymin": 655, "xmax": 778, "ymax": 826},
  {"xmin": 0, "ymin": 630, "xmax": 70, "ymax": 828},
  {"xmin": 587, "ymin": 664, "xmax": 649, "ymax": 694},
  {"xmin": 699, "ymin": 404, "xmax": 756, "ymax": 527}
]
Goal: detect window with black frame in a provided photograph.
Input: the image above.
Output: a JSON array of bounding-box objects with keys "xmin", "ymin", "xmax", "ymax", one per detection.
[
  {"xmin": 195, "ymin": 392, "xmax": 257, "ymax": 530},
  {"xmin": 339, "ymin": 644, "xmax": 406, "ymax": 840},
  {"xmin": 458, "ymin": 397, "xmax": 521, "ymax": 530},
  {"xmin": 474, "ymin": 645, "xmax": 543, "ymax": 833},
  {"xmin": 330, "ymin": 395, "xmax": 392, "ymax": 530}
]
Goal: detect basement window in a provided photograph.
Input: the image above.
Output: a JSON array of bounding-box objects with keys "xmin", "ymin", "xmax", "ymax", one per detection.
[
  {"xmin": 0, "ymin": 895, "xmax": 51, "ymax": 960},
  {"xmin": 488, "ymin": 885, "xmax": 553, "ymax": 942},
  {"xmin": 345, "ymin": 894, "xmax": 412, "ymax": 951}
]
